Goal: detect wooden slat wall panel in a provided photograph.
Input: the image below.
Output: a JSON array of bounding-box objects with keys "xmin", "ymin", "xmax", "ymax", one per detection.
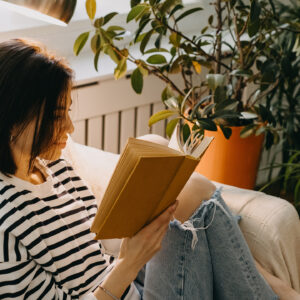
[
  {"xmin": 72, "ymin": 120, "xmax": 86, "ymax": 145},
  {"xmin": 152, "ymin": 102, "xmax": 165, "ymax": 136},
  {"xmin": 72, "ymin": 76, "xmax": 166, "ymax": 122},
  {"xmin": 136, "ymin": 104, "xmax": 151, "ymax": 137},
  {"xmin": 104, "ymin": 112, "xmax": 119, "ymax": 153},
  {"xmin": 120, "ymin": 108, "xmax": 135, "ymax": 152},
  {"xmin": 88, "ymin": 117, "xmax": 103, "ymax": 149}
]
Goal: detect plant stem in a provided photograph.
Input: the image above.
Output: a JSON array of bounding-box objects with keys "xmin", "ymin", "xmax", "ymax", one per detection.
[
  {"xmin": 109, "ymin": 44, "xmax": 185, "ymax": 97},
  {"xmin": 151, "ymin": 6, "xmax": 232, "ymax": 71},
  {"xmin": 215, "ymin": 0, "xmax": 222, "ymax": 74},
  {"xmin": 232, "ymin": 7, "xmax": 245, "ymax": 107},
  {"xmin": 251, "ymin": 79, "xmax": 280, "ymax": 106}
]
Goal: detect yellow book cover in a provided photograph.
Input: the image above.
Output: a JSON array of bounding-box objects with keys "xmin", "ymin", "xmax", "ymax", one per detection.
[{"xmin": 91, "ymin": 135, "xmax": 213, "ymax": 239}]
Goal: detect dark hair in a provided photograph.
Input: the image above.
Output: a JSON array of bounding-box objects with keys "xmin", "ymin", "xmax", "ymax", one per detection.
[{"xmin": 0, "ymin": 39, "xmax": 73, "ymax": 176}]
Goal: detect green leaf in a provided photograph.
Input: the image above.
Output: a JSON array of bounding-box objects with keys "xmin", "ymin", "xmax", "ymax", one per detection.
[
  {"xmin": 190, "ymin": 95, "xmax": 212, "ymax": 118},
  {"xmin": 138, "ymin": 64, "xmax": 148, "ymax": 77},
  {"xmin": 106, "ymin": 25, "xmax": 125, "ymax": 31},
  {"xmin": 219, "ymin": 125, "xmax": 232, "ymax": 139},
  {"xmin": 73, "ymin": 32, "xmax": 90, "ymax": 56},
  {"xmin": 91, "ymin": 34, "xmax": 101, "ymax": 54},
  {"xmin": 99, "ymin": 28, "xmax": 111, "ymax": 43},
  {"xmin": 169, "ymin": 32, "xmax": 181, "ymax": 47},
  {"xmin": 166, "ymin": 118, "xmax": 179, "ymax": 138},
  {"xmin": 160, "ymin": 0, "xmax": 177, "ymax": 15},
  {"xmin": 182, "ymin": 123, "xmax": 191, "ymax": 144},
  {"xmin": 154, "ymin": 33, "xmax": 163, "ymax": 49},
  {"xmin": 230, "ymin": 69, "xmax": 253, "ymax": 77},
  {"xmin": 169, "ymin": 4, "xmax": 184, "ymax": 17},
  {"xmin": 255, "ymin": 126, "xmax": 265, "ymax": 136},
  {"xmin": 250, "ymin": 0, "xmax": 261, "ymax": 24},
  {"xmin": 240, "ymin": 124, "xmax": 256, "ymax": 138},
  {"xmin": 86, "ymin": 0, "xmax": 96, "ymax": 20},
  {"xmin": 149, "ymin": 0, "xmax": 158, "ymax": 5},
  {"xmin": 215, "ymin": 99, "xmax": 238, "ymax": 111},
  {"xmin": 169, "ymin": 56, "xmax": 182, "ymax": 73},
  {"xmin": 161, "ymin": 85, "xmax": 173, "ymax": 101},
  {"xmin": 144, "ymin": 48, "xmax": 169, "ymax": 54},
  {"xmin": 94, "ymin": 17, "xmax": 104, "ymax": 28},
  {"xmin": 214, "ymin": 86, "xmax": 227, "ymax": 103},
  {"xmin": 131, "ymin": 68, "xmax": 143, "ymax": 94},
  {"xmin": 170, "ymin": 46, "xmax": 176, "ymax": 56},
  {"xmin": 114, "ymin": 57, "xmax": 127, "ymax": 79},
  {"xmin": 103, "ymin": 12, "xmax": 118, "ymax": 25},
  {"xmin": 248, "ymin": 0, "xmax": 261, "ymax": 38},
  {"xmin": 146, "ymin": 54, "xmax": 167, "ymax": 64},
  {"xmin": 94, "ymin": 50, "xmax": 101, "ymax": 72},
  {"xmin": 140, "ymin": 29, "xmax": 154, "ymax": 53},
  {"xmin": 175, "ymin": 7, "xmax": 203, "ymax": 23},
  {"xmin": 134, "ymin": 17, "xmax": 150, "ymax": 43},
  {"xmin": 212, "ymin": 109, "xmax": 241, "ymax": 119},
  {"xmin": 265, "ymin": 130, "xmax": 274, "ymax": 149},
  {"xmin": 127, "ymin": 4, "xmax": 147, "ymax": 23},
  {"xmin": 131, "ymin": 0, "xmax": 141, "ymax": 8},
  {"xmin": 105, "ymin": 45, "xmax": 121, "ymax": 64},
  {"xmin": 248, "ymin": 20, "xmax": 260, "ymax": 37},
  {"xmin": 148, "ymin": 110, "xmax": 177, "ymax": 127},
  {"xmin": 198, "ymin": 118, "xmax": 217, "ymax": 131},
  {"xmin": 203, "ymin": 103, "xmax": 216, "ymax": 116}
]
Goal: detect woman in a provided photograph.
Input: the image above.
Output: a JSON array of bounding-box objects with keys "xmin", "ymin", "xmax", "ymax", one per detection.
[{"xmin": 0, "ymin": 39, "xmax": 293, "ymax": 300}]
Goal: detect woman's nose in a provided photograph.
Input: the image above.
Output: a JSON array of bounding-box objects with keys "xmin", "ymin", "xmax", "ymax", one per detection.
[
  {"xmin": 65, "ymin": 115, "xmax": 74, "ymax": 135},
  {"xmin": 68, "ymin": 118, "xmax": 75, "ymax": 135}
]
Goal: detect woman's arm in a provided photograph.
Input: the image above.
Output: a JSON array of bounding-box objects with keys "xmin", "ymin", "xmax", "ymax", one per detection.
[
  {"xmin": 255, "ymin": 260, "xmax": 300, "ymax": 300},
  {"xmin": 94, "ymin": 201, "xmax": 178, "ymax": 300}
]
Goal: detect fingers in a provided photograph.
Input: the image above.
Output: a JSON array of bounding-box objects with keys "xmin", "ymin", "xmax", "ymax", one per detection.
[{"xmin": 142, "ymin": 201, "xmax": 178, "ymax": 234}]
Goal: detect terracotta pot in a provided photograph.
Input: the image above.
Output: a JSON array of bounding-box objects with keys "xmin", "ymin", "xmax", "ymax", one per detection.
[{"xmin": 196, "ymin": 126, "xmax": 264, "ymax": 189}]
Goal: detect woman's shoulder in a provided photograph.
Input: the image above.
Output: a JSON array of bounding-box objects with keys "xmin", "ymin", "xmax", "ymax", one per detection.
[{"xmin": 40, "ymin": 157, "xmax": 78, "ymax": 179}]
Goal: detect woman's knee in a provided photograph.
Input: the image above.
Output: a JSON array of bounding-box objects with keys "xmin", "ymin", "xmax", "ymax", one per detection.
[{"xmin": 174, "ymin": 172, "xmax": 216, "ymax": 223}]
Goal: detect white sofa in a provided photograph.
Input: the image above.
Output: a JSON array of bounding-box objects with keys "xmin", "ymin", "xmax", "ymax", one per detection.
[{"xmin": 63, "ymin": 134, "xmax": 300, "ymax": 293}]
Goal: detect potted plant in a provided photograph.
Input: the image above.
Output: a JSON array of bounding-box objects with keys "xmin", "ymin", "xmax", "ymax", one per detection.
[
  {"xmin": 257, "ymin": 0, "xmax": 300, "ymax": 206},
  {"xmin": 74, "ymin": 0, "xmax": 298, "ymax": 188}
]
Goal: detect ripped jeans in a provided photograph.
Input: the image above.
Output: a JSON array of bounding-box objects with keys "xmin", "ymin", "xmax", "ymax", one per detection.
[{"xmin": 135, "ymin": 189, "xmax": 278, "ymax": 300}]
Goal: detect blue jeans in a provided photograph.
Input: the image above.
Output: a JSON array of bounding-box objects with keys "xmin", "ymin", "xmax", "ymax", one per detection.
[{"xmin": 136, "ymin": 189, "xmax": 278, "ymax": 300}]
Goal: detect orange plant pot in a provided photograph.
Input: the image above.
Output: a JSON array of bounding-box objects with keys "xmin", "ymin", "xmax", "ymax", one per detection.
[{"xmin": 196, "ymin": 126, "xmax": 264, "ymax": 189}]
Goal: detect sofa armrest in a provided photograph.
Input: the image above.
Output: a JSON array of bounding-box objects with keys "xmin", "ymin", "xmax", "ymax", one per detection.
[{"xmin": 215, "ymin": 182, "xmax": 300, "ymax": 292}]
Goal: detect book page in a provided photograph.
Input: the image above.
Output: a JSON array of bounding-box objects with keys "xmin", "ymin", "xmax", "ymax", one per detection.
[{"xmin": 168, "ymin": 126, "xmax": 214, "ymax": 159}]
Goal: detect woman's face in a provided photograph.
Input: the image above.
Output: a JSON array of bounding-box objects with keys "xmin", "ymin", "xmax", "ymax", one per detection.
[
  {"xmin": 43, "ymin": 91, "xmax": 74, "ymax": 160},
  {"xmin": 11, "ymin": 90, "xmax": 74, "ymax": 164}
]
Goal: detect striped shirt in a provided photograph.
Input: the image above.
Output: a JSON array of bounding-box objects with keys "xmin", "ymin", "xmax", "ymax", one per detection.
[{"xmin": 0, "ymin": 158, "xmax": 140, "ymax": 299}]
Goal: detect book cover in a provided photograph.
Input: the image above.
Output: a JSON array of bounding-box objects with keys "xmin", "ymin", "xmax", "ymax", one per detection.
[{"xmin": 91, "ymin": 134, "xmax": 213, "ymax": 239}]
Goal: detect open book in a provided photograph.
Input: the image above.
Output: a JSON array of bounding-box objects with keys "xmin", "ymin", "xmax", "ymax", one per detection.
[{"xmin": 91, "ymin": 133, "xmax": 213, "ymax": 239}]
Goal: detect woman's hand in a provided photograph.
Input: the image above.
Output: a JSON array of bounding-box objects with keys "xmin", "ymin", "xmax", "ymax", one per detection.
[
  {"xmin": 117, "ymin": 200, "xmax": 178, "ymax": 273},
  {"xmin": 94, "ymin": 201, "xmax": 178, "ymax": 300}
]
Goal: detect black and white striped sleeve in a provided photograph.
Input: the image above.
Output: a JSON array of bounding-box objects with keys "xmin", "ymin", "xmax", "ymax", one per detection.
[{"xmin": 0, "ymin": 229, "xmax": 115, "ymax": 299}]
